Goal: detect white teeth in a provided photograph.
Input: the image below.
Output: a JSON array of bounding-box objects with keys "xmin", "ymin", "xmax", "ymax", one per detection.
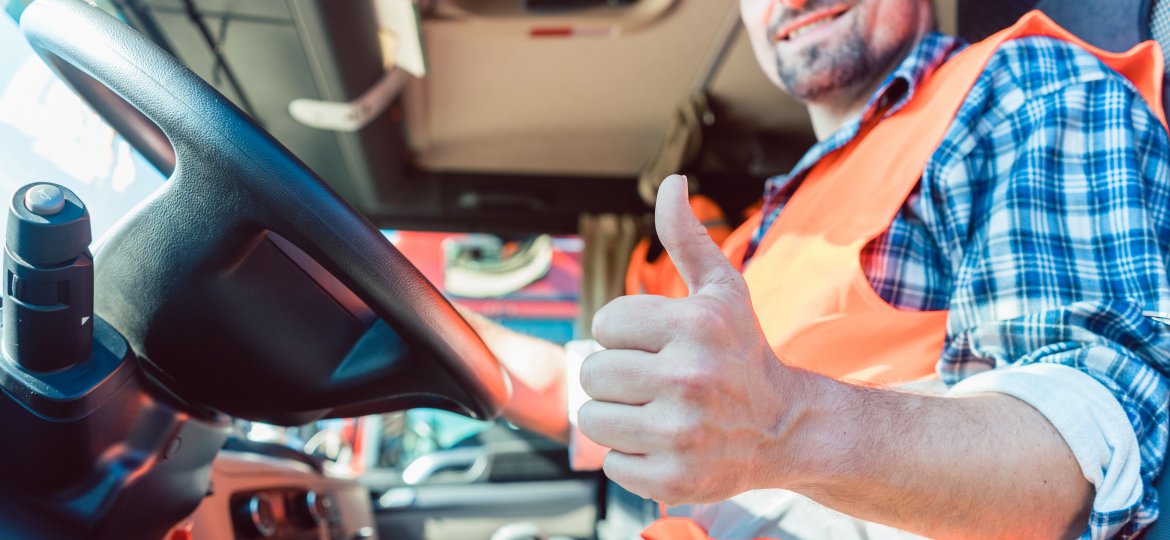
[{"xmin": 787, "ymin": 17, "xmax": 834, "ymax": 40}]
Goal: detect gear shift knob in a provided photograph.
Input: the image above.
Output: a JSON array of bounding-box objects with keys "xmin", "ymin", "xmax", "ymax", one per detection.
[{"xmin": 3, "ymin": 183, "xmax": 94, "ymax": 372}]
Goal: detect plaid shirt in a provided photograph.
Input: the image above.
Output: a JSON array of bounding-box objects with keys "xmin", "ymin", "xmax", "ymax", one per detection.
[{"xmin": 745, "ymin": 33, "xmax": 1170, "ymax": 538}]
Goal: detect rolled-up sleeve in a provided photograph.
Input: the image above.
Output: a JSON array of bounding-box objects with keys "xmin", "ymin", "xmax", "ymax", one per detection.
[{"xmin": 946, "ymin": 333, "xmax": 1164, "ymax": 535}]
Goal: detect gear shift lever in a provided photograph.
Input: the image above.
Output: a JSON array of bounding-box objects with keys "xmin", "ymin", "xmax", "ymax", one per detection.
[{"xmin": 2, "ymin": 183, "xmax": 93, "ymax": 372}]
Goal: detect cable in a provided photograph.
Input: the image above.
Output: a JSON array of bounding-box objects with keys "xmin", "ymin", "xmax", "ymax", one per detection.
[{"xmin": 180, "ymin": 0, "xmax": 258, "ymax": 119}]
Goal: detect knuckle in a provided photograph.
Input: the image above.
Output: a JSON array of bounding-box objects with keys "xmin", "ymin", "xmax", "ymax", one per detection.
[
  {"xmin": 659, "ymin": 417, "xmax": 701, "ymax": 452},
  {"xmin": 687, "ymin": 221, "xmax": 712, "ymax": 244},
  {"xmin": 671, "ymin": 428, "xmax": 701, "ymax": 453},
  {"xmin": 668, "ymin": 368, "xmax": 709, "ymax": 400},
  {"xmin": 678, "ymin": 303, "xmax": 714, "ymax": 327},
  {"xmin": 592, "ymin": 296, "xmax": 643, "ymax": 344},
  {"xmin": 658, "ymin": 470, "xmax": 690, "ymax": 503},
  {"xmin": 682, "ymin": 302, "xmax": 731, "ymax": 333}
]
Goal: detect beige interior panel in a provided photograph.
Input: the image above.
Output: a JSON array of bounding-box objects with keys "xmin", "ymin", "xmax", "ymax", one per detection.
[
  {"xmin": 407, "ymin": 0, "xmax": 772, "ymax": 176},
  {"xmin": 406, "ymin": 0, "xmax": 959, "ymax": 177},
  {"xmin": 937, "ymin": 0, "xmax": 958, "ymax": 37}
]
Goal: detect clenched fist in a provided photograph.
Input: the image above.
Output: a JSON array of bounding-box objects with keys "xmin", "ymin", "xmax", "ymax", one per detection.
[{"xmin": 577, "ymin": 175, "xmax": 806, "ymax": 505}]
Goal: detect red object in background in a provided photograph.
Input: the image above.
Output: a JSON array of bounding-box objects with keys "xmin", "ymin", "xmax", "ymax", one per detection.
[
  {"xmin": 352, "ymin": 418, "xmax": 366, "ymax": 475},
  {"xmin": 389, "ymin": 231, "xmax": 580, "ymax": 321},
  {"xmin": 167, "ymin": 520, "xmax": 194, "ymax": 540},
  {"xmin": 530, "ymin": 26, "xmax": 573, "ymax": 37}
]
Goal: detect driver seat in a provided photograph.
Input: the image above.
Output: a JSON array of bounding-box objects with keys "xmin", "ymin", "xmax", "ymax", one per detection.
[{"xmin": 958, "ymin": 0, "xmax": 1170, "ymax": 537}]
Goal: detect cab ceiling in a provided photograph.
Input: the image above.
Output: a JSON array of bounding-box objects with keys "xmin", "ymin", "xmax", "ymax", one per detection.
[{"xmin": 404, "ymin": 0, "xmax": 958, "ymax": 177}]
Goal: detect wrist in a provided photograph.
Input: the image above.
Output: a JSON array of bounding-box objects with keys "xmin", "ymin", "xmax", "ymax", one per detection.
[{"xmin": 761, "ymin": 369, "xmax": 860, "ymax": 494}]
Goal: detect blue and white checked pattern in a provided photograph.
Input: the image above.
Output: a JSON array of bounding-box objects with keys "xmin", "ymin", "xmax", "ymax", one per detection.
[{"xmin": 747, "ymin": 34, "xmax": 1170, "ymax": 538}]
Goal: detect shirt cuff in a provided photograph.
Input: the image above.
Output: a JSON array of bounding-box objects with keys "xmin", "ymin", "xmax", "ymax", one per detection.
[
  {"xmin": 948, "ymin": 361, "xmax": 1143, "ymax": 515},
  {"xmin": 565, "ymin": 339, "xmax": 608, "ymax": 471}
]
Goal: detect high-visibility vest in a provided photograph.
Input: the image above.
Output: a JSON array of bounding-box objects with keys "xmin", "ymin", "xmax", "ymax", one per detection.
[{"xmin": 637, "ymin": 11, "xmax": 1166, "ymax": 539}]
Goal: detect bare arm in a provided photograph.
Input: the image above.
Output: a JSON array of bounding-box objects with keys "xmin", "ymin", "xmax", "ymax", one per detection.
[
  {"xmin": 781, "ymin": 375, "xmax": 1092, "ymax": 538},
  {"xmin": 459, "ymin": 307, "xmax": 571, "ymax": 443}
]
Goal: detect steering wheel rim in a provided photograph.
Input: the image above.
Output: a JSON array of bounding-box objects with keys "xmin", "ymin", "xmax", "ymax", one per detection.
[{"xmin": 18, "ymin": 0, "xmax": 509, "ymax": 421}]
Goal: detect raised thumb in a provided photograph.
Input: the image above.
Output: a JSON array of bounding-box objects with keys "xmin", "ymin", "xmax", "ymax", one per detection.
[{"xmin": 655, "ymin": 175, "xmax": 742, "ymax": 296}]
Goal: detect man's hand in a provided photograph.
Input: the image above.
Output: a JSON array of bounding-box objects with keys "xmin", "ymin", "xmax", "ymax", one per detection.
[{"xmin": 577, "ymin": 175, "xmax": 798, "ymax": 505}]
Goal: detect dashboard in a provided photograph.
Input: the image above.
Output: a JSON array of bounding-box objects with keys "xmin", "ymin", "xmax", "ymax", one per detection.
[{"xmin": 169, "ymin": 450, "xmax": 376, "ymax": 540}]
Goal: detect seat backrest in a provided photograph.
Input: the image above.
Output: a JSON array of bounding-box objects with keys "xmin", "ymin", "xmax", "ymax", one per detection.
[
  {"xmin": 956, "ymin": 0, "xmax": 1036, "ymax": 44},
  {"xmin": 957, "ymin": 0, "xmax": 1170, "ymax": 538},
  {"xmin": 1153, "ymin": 0, "xmax": 1170, "ymax": 86},
  {"xmin": 1034, "ymin": 0, "xmax": 1170, "ymax": 120},
  {"xmin": 1034, "ymin": 0, "xmax": 1151, "ymax": 53},
  {"xmin": 961, "ymin": 0, "xmax": 1166, "ymax": 113},
  {"xmin": 959, "ymin": 0, "xmax": 1152, "ymax": 50}
]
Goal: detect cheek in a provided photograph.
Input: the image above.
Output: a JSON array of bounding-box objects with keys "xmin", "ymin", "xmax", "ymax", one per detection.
[
  {"xmin": 863, "ymin": 0, "xmax": 920, "ymax": 52},
  {"xmin": 741, "ymin": 2, "xmax": 777, "ymax": 70},
  {"xmin": 740, "ymin": 0, "xmax": 770, "ymax": 36},
  {"xmin": 742, "ymin": 27, "xmax": 785, "ymax": 87}
]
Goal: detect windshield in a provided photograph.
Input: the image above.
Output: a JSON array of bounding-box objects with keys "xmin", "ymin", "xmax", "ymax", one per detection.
[{"xmin": 0, "ymin": 11, "xmax": 167, "ymax": 243}]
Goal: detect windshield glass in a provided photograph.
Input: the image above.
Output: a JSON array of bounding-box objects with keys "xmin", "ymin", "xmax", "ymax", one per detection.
[{"xmin": 0, "ymin": 10, "xmax": 167, "ymax": 243}]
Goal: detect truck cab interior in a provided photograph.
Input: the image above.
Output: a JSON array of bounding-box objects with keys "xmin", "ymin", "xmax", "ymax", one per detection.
[{"xmin": 0, "ymin": 0, "xmax": 1167, "ymax": 539}]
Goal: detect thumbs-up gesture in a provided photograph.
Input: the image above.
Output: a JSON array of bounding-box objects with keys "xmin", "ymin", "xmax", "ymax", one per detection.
[{"xmin": 578, "ymin": 175, "xmax": 799, "ymax": 505}]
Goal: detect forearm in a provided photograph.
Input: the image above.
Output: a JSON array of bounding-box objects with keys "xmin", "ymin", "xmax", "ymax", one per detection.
[
  {"xmin": 782, "ymin": 373, "xmax": 1092, "ymax": 539},
  {"xmin": 460, "ymin": 308, "xmax": 570, "ymax": 443},
  {"xmin": 494, "ymin": 329, "xmax": 570, "ymax": 444}
]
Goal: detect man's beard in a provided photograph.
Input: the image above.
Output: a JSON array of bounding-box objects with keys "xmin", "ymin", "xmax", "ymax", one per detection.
[{"xmin": 775, "ymin": 30, "xmax": 873, "ymax": 103}]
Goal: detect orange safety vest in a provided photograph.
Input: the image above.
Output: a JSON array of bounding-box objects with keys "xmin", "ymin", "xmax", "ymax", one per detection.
[{"xmin": 637, "ymin": 11, "xmax": 1165, "ymax": 540}]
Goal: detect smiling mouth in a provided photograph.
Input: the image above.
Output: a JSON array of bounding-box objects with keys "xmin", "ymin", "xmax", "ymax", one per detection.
[{"xmin": 772, "ymin": 5, "xmax": 850, "ymax": 42}]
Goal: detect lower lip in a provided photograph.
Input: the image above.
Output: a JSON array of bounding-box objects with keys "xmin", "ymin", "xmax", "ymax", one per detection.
[{"xmin": 777, "ymin": 9, "xmax": 851, "ymax": 46}]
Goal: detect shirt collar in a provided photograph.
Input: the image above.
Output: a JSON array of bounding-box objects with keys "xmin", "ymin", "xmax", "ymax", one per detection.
[
  {"xmin": 861, "ymin": 32, "xmax": 964, "ymax": 122},
  {"xmin": 764, "ymin": 33, "xmax": 966, "ymax": 197}
]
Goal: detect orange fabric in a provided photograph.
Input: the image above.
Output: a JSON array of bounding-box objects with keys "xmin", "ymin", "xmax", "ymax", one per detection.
[
  {"xmin": 635, "ymin": 11, "xmax": 1165, "ymax": 539},
  {"xmin": 627, "ymin": 195, "xmax": 732, "ymax": 298},
  {"xmin": 641, "ymin": 518, "xmax": 719, "ymax": 540},
  {"xmin": 639, "ymin": 517, "xmax": 785, "ymax": 540},
  {"xmin": 642, "ymin": 507, "xmax": 774, "ymax": 540}
]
